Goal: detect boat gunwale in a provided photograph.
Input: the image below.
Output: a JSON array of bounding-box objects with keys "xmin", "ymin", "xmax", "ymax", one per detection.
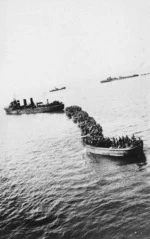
[{"xmin": 85, "ymin": 144, "xmax": 142, "ymax": 152}]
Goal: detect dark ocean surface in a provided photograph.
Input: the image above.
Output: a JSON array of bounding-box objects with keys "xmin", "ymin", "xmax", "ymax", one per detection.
[{"xmin": 0, "ymin": 76, "xmax": 150, "ymax": 239}]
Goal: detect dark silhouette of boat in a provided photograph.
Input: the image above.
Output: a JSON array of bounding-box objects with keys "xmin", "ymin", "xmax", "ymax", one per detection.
[
  {"xmin": 101, "ymin": 77, "xmax": 115, "ymax": 83},
  {"xmin": 101, "ymin": 74, "xmax": 139, "ymax": 83},
  {"xmin": 141, "ymin": 72, "xmax": 150, "ymax": 76},
  {"xmin": 50, "ymin": 87, "xmax": 66, "ymax": 92},
  {"xmin": 4, "ymin": 98, "xmax": 64, "ymax": 115}
]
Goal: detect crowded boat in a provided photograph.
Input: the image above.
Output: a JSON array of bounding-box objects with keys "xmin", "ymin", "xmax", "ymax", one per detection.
[{"xmin": 65, "ymin": 105, "xmax": 143, "ymax": 150}]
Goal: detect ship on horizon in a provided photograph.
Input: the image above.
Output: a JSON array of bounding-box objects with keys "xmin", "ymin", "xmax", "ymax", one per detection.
[
  {"xmin": 101, "ymin": 74, "xmax": 139, "ymax": 83},
  {"xmin": 50, "ymin": 86, "xmax": 66, "ymax": 92}
]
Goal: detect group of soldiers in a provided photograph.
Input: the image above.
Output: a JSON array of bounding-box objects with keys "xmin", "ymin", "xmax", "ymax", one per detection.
[
  {"xmin": 110, "ymin": 135, "xmax": 143, "ymax": 148},
  {"xmin": 65, "ymin": 105, "xmax": 143, "ymax": 148}
]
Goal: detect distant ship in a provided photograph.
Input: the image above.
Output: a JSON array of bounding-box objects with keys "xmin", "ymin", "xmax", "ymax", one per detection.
[
  {"xmin": 100, "ymin": 77, "xmax": 115, "ymax": 83},
  {"xmin": 101, "ymin": 74, "xmax": 139, "ymax": 83},
  {"xmin": 50, "ymin": 87, "xmax": 66, "ymax": 92},
  {"xmin": 4, "ymin": 98, "xmax": 64, "ymax": 115}
]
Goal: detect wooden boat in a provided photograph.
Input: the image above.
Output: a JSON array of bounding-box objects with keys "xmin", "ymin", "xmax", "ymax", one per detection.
[{"xmin": 85, "ymin": 143, "xmax": 143, "ymax": 157}]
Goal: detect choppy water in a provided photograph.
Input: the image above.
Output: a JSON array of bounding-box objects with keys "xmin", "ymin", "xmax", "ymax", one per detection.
[{"xmin": 0, "ymin": 76, "xmax": 150, "ymax": 239}]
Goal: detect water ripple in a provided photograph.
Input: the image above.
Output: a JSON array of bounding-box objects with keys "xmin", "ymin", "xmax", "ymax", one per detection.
[{"xmin": 0, "ymin": 78, "xmax": 150, "ymax": 238}]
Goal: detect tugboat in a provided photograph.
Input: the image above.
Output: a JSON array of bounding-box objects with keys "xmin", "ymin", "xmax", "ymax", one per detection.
[{"xmin": 4, "ymin": 98, "xmax": 64, "ymax": 115}]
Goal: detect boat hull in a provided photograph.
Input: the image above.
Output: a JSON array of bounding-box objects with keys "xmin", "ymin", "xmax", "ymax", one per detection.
[
  {"xmin": 4, "ymin": 104, "xmax": 64, "ymax": 115},
  {"xmin": 85, "ymin": 144, "xmax": 143, "ymax": 157}
]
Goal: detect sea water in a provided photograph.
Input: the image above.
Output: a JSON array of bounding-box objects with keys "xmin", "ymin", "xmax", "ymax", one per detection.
[{"xmin": 0, "ymin": 76, "xmax": 150, "ymax": 239}]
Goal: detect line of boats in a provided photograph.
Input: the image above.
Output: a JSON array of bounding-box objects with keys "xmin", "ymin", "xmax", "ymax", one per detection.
[
  {"xmin": 4, "ymin": 99, "xmax": 144, "ymax": 158},
  {"xmin": 65, "ymin": 105, "xmax": 144, "ymax": 158}
]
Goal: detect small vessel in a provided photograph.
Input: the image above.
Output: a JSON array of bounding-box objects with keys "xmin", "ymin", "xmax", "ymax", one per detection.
[
  {"xmin": 50, "ymin": 87, "xmax": 66, "ymax": 92},
  {"xmin": 101, "ymin": 77, "xmax": 115, "ymax": 83},
  {"xmin": 85, "ymin": 143, "xmax": 143, "ymax": 157},
  {"xmin": 100, "ymin": 74, "xmax": 139, "ymax": 83},
  {"xmin": 4, "ymin": 98, "xmax": 64, "ymax": 115}
]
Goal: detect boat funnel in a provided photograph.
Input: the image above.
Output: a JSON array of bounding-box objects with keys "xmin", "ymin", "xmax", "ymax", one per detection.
[
  {"xmin": 23, "ymin": 99, "xmax": 27, "ymax": 106},
  {"xmin": 30, "ymin": 98, "xmax": 34, "ymax": 106}
]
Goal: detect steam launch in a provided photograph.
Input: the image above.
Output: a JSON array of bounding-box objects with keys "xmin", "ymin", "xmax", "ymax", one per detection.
[{"xmin": 4, "ymin": 98, "xmax": 64, "ymax": 115}]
